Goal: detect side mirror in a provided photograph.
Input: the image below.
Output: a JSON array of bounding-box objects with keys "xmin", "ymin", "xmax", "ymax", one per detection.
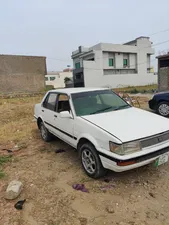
[{"xmin": 60, "ymin": 111, "xmax": 72, "ymax": 118}]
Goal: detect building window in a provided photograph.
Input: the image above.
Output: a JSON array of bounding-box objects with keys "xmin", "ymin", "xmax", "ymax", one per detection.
[
  {"xmin": 45, "ymin": 77, "xmax": 48, "ymax": 81},
  {"xmin": 75, "ymin": 62, "xmax": 81, "ymax": 69},
  {"xmin": 50, "ymin": 77, "xmax": 56, "ymax": 81},
  {"xmin": 123, "ymin": 59, "xmax": 128, "ymax": 67},
  {"xmin": 75, "ymin": 74, "xmax": 82, "ymax": 79},
  {"xmin": 109, "ymin": 59, "xmax": 114, "ymax": 67}
]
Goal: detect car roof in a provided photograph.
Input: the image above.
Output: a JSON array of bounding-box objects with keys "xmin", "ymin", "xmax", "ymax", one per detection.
[
  {"xmin": 48, "ymin": 87, "xmax": 109, "ymax": 95},
  {"xmin": 155, "ymin": 91, "xmax": 169, "ymax": 95}
]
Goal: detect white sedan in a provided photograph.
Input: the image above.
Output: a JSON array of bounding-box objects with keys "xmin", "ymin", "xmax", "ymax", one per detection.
[{"xmin": 34, "ymin": 88, "xmax": 169, "ymax": 178}]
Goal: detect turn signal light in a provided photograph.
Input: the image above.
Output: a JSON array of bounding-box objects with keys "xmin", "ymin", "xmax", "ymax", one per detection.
[{"xmin": 117, "ymin": 160, "xmax": 136, "ymax": 166}]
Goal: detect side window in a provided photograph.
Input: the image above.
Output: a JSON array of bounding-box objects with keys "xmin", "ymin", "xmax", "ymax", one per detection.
[
  {"xmin": 57, "ymin": 94, "xmax": 71, "ymax": 113},
  {"xmin": 43, "ymin": 93, "xmax": 58, "ymax": 111}
]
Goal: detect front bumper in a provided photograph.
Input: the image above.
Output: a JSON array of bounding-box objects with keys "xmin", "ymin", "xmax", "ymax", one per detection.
[{"xmin": 99, "ymin": 146, "xmax": 169, "ymax": 172}]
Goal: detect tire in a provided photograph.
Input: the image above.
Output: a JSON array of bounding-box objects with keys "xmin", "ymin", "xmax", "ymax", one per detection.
[
  {"xmin": 79, "ymin": 142, "xmax": 106, "ymax": 179},
  {"xmin": 157, "ymin": 101, "xmax": 169, "ymax": 117},
  {"xmin": 39, "ymin": 122, "xmax": 53, "ymax": 142}
]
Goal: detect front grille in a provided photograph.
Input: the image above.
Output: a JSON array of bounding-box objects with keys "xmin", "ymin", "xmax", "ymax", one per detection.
[{"xmin": 140, "ymin": 131, "xmax": 169, "ymax": 149}]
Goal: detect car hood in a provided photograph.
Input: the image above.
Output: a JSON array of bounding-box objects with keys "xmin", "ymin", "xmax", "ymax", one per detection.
[{"xmin": 81, "ymin": 107, "xmax": 169, "ymax": 143}]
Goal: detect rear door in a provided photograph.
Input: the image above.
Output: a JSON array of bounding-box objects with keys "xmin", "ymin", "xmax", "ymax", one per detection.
[{"xmin": 41, "ymin": 92, "xmax": 58, "ymax": 135}]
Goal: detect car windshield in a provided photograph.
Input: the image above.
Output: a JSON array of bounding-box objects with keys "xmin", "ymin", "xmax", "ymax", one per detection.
[{"xmin": 71, "ymin": 90, "xmax": 131, "ymax": 116}]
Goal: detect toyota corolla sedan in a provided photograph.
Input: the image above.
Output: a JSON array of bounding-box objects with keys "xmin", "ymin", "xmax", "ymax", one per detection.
[{"xmin": 34, "ymin": 88, "xmax": 169, "ymax": 178}]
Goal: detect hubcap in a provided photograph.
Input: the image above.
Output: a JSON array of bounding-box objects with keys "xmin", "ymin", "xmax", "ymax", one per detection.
[
  {"xmin": 159, "ymin": 104, "xmax": 169, "ymax": 116},
  {"xmin": 82, "ymin": 149, "xmax": 96, "ymax": 174},
  {"xmin": 41, "ymin": 124, "xmax": 47, "ymax": 139}
]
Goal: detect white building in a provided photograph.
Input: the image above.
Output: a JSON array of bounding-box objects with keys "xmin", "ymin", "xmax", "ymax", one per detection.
[
  {"xmin": 45, "ymin": 70, "xmax": 72, "ymax": 88},
  {"xmin": 71, "ymin": 37, "xmax": 157, "ymax": 88}
]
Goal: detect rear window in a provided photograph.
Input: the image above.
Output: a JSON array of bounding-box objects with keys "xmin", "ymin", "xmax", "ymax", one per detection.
[{"xmin": 43, "ymin": 93, "xmax": 58, "ymax": 111}]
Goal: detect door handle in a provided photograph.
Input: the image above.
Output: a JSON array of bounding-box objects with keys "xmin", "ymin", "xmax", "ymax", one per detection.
[
  {"xmin": 54, "ymin": 115, "xmax": 57, "ymax": 118},
  {"xmin": 42, "ymin": 110, "xmax": 44, "ymax": 112}
]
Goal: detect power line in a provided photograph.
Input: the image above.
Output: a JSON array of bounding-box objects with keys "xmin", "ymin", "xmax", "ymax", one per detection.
[
  {"xmin": 47, "ymin": 57, "xmax": 71, "ymax": 62},
  {"xmin": 149, "ymin": 28, "xmax": 169, "ymax": 36},
  {"xmin": 153, "ymin": 39, "xmax": 169, "ymax": 47}
]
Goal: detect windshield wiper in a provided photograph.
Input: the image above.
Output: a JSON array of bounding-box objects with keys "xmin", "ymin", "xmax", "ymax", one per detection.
[
  {"xmin": 90, "ymin": 106, "xmax": 113, "ymax": 115},
  {"xmin": 114, "ymin": 105, "xmax": 130, "ymax": 111}
]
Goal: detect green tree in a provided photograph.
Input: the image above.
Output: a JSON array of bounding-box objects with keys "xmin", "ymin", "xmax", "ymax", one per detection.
[{"xmin": 64, "ymin": 77, "xmax": 71, "ymax": 83}]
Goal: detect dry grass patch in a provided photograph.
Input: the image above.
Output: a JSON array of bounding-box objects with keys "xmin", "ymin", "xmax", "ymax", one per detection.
[
  {"xmin": 0, "ymin": 95, "xmax": 43, "ymax": 179},
  {"xmin": 0, "ymin": 95, "xmax": 43, "ymax": 145},
  {"xmin": 0, "ymin": 155, "xmax": 12, "ymax": 179},
  {"xmin": 114, "ymin": 84, "xmax": 157, "ymax": 94}
]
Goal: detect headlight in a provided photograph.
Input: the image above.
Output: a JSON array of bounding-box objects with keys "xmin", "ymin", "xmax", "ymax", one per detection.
[
  {"xmin": 123, "ymin": 141, "xmax": 141, "ymax": 154},
  {"xmin": 109, "ymin": 142, "xmax": 124, "ymax": 155},
  {"xmin": 109, "ymin": 141, "xmax": 141, "ymax": 155}
]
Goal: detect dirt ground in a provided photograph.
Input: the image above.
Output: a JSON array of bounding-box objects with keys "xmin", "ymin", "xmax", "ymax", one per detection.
[{"xmin": 1, "ymin": 94, "xmax": 169, "ymax": 225}]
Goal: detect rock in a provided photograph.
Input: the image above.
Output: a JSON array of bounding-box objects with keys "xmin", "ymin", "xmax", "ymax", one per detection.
[
  {"xmin": 14, "ymin": 199, "xmax": 26, "ymax": 210},
  {"xmin": 13, "ymin": 145, "xmax": 19, "ymax": 151},
  {"xmin": 134, "ymin": 180, "xmax": 140, "ymax": 184},
  {"xmin": 128, "ymin": 222, "xmax": 135, "ymax": 225},
  {"xmin": 79, "ymin": 217, "xmax": 87, "ymax": 225},
  {"xmin": 5, "ymin": 180, "xmax": 23, "ymax": 200},
  {"xmin": 143, "ymin": 182, "xmax": 149, "ymax": 187},
  {"xmin": 149, "ymin": 192, "xmax": 155, "ymax": 198},
  {"xmin": 106, "ymin": 206, "xmax": 115, "ymax": 213}
]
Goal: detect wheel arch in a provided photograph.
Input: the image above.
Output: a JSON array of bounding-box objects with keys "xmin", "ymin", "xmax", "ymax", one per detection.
[
  {"xmin": 37, "ymin": 117, "xmax": 43, "ymax": 129},
  {"xmin": 77, "ymin": 135, "xmax": 98, "ymax": 151},
  {"xmin": 156, "ymin": 100, "xmax": 169, "ymax": 109},
  {"xmin": 158, "ymin": 99, "xmax": 168, "ymax": 103},
  {"xmin": 153, "ymin": 100, "xmax": 169, "ymax": 111}
]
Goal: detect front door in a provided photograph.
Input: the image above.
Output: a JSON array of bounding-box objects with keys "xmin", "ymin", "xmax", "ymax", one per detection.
[{"xmin": 53, "ymin": 94, "xmax": 76, "ymax": 147}]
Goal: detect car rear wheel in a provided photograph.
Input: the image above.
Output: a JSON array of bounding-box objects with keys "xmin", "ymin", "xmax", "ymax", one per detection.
[
  {"xmin": 157, "ymin": 102, "xmax": 169, "ymax": 117},
  {"xmin": 40, "ymin": 122, "xmax": 53, "ymax": 142},
  {"xmin": 79, "ymin": 142, "xmax": 106, "ymax": 179}
]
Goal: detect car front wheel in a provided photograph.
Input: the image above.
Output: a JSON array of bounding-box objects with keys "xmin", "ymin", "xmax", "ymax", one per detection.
[
  {"xmin": 79, "ymin": 143, "xmax": 106, "ymax": 179},
  {"xmin": 40, "ymin": 122, "xmax": 53, "ymax": 142},
  {"xmin": 157, "ymin": 101, "xmax": 169, "ymax": 117}
]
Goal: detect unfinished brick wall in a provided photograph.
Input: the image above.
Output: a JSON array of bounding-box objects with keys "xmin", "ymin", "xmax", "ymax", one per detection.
[
  {"xmin": 0, "ymin": 55, "xmax": 47, "ymax": 93},
  {"xmin": 158, "ymin": 67, "xmax": 169, "ymax": 91}
]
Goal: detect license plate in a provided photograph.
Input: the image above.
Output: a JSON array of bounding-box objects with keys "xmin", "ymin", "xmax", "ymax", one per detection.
[{"xmin": 155, "ymin": 154, "xmax": 169, "ymax": 167}]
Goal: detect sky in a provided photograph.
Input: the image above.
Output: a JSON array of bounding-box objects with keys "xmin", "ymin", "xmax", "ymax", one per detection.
[{"xmin": 0, "ymin": 0, "xmax": 169, "ymax": 72}]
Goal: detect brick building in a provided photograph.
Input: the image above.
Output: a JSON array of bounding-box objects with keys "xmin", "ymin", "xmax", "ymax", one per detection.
[
  {"xmin": 157, "ymin": 53, "xmax": 169, "ymax": 91},
  {"xmin": 0, "ymin": 54, "xmax": 47, "ymax": 93}
]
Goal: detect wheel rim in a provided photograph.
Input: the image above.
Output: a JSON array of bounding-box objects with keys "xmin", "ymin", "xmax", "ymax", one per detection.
[
  {"xmin": 159, "ymin": 104, "xmax": 169, "ymax": 116},
  {"xmin": 82, "ymin": 149, "xmax": 96, "ymax": 174},
  {"xmin": 40, "ymin": 124, "xmax": 47, "ymax": 139}
]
